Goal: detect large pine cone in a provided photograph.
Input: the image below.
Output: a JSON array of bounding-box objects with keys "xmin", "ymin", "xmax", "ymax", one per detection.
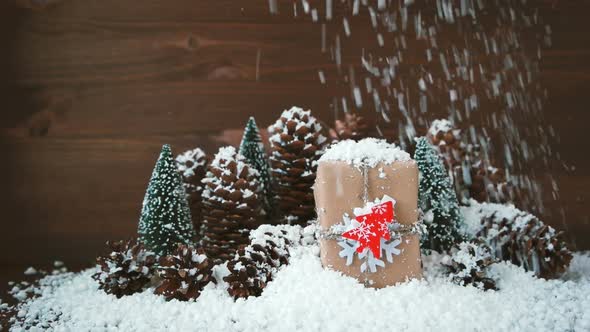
[
  {"xmin": 268, "ymin": 107, "xmax": 329, "ymax": 225},
  {"xmin": 176, "ymin": 148, "xmax": 208, "ymax": 236},
  {"xmin": 201, "ymin": 146, "xmax": 264, "ymax": 261},
  {"xmin": 93, "ymin": 239, "xmax": 157, "ymax": 298},
  {"xmin": 331, "ymin": 113, "xmax": 371, "ymax": 141},
  {"xmin": 462, "ymin": 201, "xmax": 572, "ymax": 279},
  {"xmin": 224, "ymin": 226, "xmax": 292, "ymax": 299},
  {"xmin": 155, "ymin": 244, "xmax": 214, "ymax": 301},
  {"xmin": 443, "ymin": 241, "xmax": 497, "ymax": 290},
  {"xmin": 427, "ymin": 119, "xmax": 519, "ymax": 205}
]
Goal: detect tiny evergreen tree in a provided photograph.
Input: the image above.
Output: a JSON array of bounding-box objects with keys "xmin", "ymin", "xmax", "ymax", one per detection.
[
  {"xmin": 138, "ymin": 144, "xmax": 196, "ymax": 256},
  {"xmin": 239, "ymin": 117, "xmax": 272, "ymax": 213},
  {"xmin": 414, "ymin": 137, "xmax": 465, "ymax": 252}
]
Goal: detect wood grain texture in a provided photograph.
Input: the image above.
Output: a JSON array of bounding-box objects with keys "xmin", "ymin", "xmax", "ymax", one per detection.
[{"xmin": 0, "ymin": 0, "xmax": 588, "ymax": 273}]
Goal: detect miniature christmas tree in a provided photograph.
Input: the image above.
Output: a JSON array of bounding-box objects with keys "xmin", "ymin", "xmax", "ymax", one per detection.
[
  {"xmin": 239, "ymin": 117, "xmax": 272, "ymax": 213},
  {"xmin": 138, "ymin": 144, "xmax": 196, "ymax": 256},
  {"xmin": 414, "ymin": 137, "xmax": 465, "ymax": 252}
]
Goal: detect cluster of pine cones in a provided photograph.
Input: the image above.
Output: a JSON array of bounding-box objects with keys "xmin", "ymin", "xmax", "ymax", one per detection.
[
  {"xmin": 94, "ymin": 107, "xmax": 330, "ymax": 301},
  {"xmin": 94, "ymin": 229, "xmax": 296, "ymax": 301},
  {"xmin": 426, "ymin": 119, "xmax": 537, "ymax": 211},
  {"xmin": 178, "ymin": 107, "xmax": 332, "ymax": 264}
]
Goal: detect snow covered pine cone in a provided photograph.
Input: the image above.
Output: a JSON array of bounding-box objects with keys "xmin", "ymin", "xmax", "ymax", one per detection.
[
  {"xmin": 443, "ymin": 241, "xmax": 497, "ymax": 291},
  {"xmin": 463, "ymin": 202, "xmax": 572, "ymax": 279},
  {"xmin": 201, "ymin": 146, "xmax": 264, "ymax": 261},
  {"xmin": 268, "ymin": 107, "xmax": 329, "ymax": 225},
  {"xmin": 93, "ymin": 239, "xmax": 157, "ymax": 298},
  {"xmin": 155, "ymin": 244, "xmax": 214, "ymax": 301},
  {"xmin": 176, "ymin": 148, "xmax": 208, "ymax": 235},
  {"xmin": 427, "ymin": 119, "xmax": 518, "ymax": 205},
  {"xmin": 331, "ymin": 113, "xmax": 371, "ymax": 141},
  {"xmin": 224, "ymin": 231, "xmax": 291, "ymax": 299}
]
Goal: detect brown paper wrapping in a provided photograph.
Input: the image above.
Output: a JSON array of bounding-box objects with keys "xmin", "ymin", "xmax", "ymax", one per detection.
[{"xmin": 315, "ymin": 160, "xmax": 422, "ymax": 288}]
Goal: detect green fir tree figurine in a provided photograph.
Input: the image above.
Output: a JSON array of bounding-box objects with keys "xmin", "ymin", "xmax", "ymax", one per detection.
[
  {"xmin": 414, "ymin": 137, "xmax": 465, "ymax": 253},
  {"xmin": 239, "ymin": 116, "xmax": 272, "ymax": 213},
  {"xmin": 138, "ymin": 144, "xmax": 196, "ymax": 256}
]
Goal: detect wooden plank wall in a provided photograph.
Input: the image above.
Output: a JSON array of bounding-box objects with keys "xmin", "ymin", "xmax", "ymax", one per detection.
[{"xmin": 0, "ymin": 0, "xmax": 588, "ymax": 275}]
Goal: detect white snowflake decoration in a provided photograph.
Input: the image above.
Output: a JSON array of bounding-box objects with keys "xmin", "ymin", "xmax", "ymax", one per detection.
[{"xmin": 335, "ymin": 195, "xmax": 403, "ymax": 273}]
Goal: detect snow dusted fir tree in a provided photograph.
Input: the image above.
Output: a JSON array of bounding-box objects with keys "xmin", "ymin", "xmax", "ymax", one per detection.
[
  {"xmin": 414, "ymin": 137, "xmax": 465, "ymax": 252},
  {"xmin": 239, "ymin": 117, "xmax": 272, "ymax": 213},
  {"xmin": 138, "ymin": 144, "xmax": 196, "ymax": 256}
]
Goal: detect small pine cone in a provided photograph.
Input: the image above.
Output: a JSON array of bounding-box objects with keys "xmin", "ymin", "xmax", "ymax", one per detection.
[
  {"xmin": 464, "ymin": 202, "xmax": 573, "ymax": 279},
  {"xmin": 268, "ymin": 107, "xmax": 329, "ymax": 225},
  {"xmin": 224, "ymin": 234, "xmax": 290, "ymax": 300},
  {"xmin": 332, "ymin": 113, "xmax": 371, "ymax": 141},
  {"xmin": 201, "ymin": 146, "xmax": 264, "ymax": 261},
  {"xmin": 443, "ymin": 241, "xmax": 498, "ymax": 291},
  {"xmin": 93, "ymin": 240, "xmax": 157, "ymax": 298},
  {"xmin": 155, "ymin": 245, "xmax": 214, "ymax": 301},
  {"xmin": 176, "ymin": 148, "xmax": 208, "ymax": 235},
  {"xmin": 427, "ymin": 119, "xmax": 464, "ymax": 166}
]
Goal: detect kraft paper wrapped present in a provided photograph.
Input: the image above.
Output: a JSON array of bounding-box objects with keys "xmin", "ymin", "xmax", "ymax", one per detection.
[{"xmin": 314, "ymin": 139, "xmax": 422, "ymax": 287}]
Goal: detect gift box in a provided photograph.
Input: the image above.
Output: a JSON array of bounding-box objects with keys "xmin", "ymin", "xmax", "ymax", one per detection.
[{"xmin": 314, "ymin": 139, "xmax": 422, "ymax": 287}]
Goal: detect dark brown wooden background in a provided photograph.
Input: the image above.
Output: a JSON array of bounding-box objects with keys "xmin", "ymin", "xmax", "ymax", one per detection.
[{"xmin": 0, "ymin": 0, "xmax": 589, "ymax": 287}]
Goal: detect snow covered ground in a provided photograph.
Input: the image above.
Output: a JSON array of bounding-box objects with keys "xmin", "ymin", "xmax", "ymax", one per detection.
[{"xmin": 3, "ymin": 234, "xmax": 590, "ymax": 332}]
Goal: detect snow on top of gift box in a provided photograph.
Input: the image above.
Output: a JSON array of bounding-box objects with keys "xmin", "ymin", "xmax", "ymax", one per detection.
[{"xmin": 319, "ymin": 138, "xmax": 411, "ymax": 167}]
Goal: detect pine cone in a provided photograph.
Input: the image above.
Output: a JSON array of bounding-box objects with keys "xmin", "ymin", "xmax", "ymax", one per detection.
[
  {"xmin": 268, "ymin": 107, "xmax": 329, "ymax": 225},
  {"xmin": 176, "ymin": 148, "xmax": 208, "ymax": 235},
  {"xmin": 155, "ymin": 245, "xmax": 214, "ymax": 301},
  {"xmin": 463, "ymin": 202, "xmax": 572, "ymax": 279},
  {"xmin": 93, "ymin": 239, "xmax": 157, "ymax": 298},
  {"xmin": 201, "ymin": 146, "xmax": 264, "ymax": 261},
  {"xmin": 332, "ymin": 113, "xmax": 371, "ymax": 141},
  {"xmin": 224, "ymin": 230, "xmax": 291, "ymax": 299},
  {"xmin": 443, "ymin": 241, "xmax": 497, "ymax": 290},
  {"xmin": 427, "ymin": 119, "xmax": 519, "ymax": 205}
]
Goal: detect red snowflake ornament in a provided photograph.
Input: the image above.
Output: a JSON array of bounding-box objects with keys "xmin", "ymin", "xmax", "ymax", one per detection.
[{"xmin": 342, "ymin": 201, "xmax": 395, "ymax": 259}]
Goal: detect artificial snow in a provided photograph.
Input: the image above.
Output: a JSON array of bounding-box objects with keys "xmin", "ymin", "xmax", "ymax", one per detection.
[
  {"xmin": 320, "ymin": 138, "xmax": 411, "ymax": 167},
  {"xmin": 5, "ymin": 229, "xmax": 590, "ymax": 331}
]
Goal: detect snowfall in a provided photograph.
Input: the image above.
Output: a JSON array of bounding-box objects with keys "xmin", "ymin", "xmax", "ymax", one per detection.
[{"xmin": 2, "ymin": 225, "xmax": 589, "ymax": 332}]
